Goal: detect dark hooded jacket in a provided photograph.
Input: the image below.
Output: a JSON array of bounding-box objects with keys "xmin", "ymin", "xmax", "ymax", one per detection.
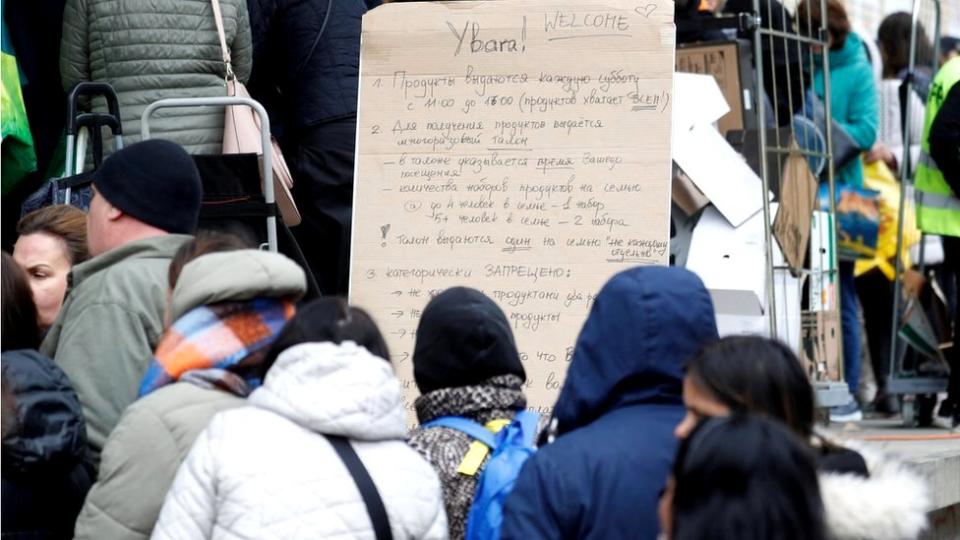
[
  {"xmin": 246, "ymin": 0, "xmax": 366, "ymax": 132},
  {"xmin": 2, "ymin": 349, "xmax": 94, "ymax": 539},
  {"xmin": 500, "ymin": 267, "xmax": 719, "ymax": 540}
]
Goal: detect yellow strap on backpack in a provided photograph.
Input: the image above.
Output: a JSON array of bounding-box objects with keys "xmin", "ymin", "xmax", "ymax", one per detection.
[{"xmin": 457, "ymin": 419, "xmax": 511, "ymax": 476}]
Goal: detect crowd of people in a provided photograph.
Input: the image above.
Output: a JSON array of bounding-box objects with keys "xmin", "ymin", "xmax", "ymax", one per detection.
[
  {"xmin": 680, "ymin": 0, "xmax": 959, "ymax": 427},
  {"xmin": 0, "ymin": 139, "xmax": 936, "ymax": 538},
  {"xmin": 1, "ymin": 0, "xmax": 959, "ymax": 538}
]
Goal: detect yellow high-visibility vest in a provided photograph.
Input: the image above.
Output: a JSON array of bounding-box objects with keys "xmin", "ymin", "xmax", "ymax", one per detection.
[{"xmin": 915, "ymin": 57, "xmax": 960, "ymax": 237}]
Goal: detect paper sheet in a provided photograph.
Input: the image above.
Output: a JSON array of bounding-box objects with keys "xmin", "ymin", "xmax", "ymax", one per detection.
[{"xmin": 673, "ymin": 123, "xmax": 766, "ymax": 227}]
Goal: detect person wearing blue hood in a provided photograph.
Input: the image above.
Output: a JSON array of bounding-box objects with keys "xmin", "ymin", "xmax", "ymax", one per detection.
[{"xmin": 500, "ymin": 266, "xmax": 719, "ymax": 540}]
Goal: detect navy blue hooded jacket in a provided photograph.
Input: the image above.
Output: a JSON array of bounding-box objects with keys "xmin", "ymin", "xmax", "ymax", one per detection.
[{"xmin": 501, "ymin": 266, "xmax": 719, "ymax": 540}]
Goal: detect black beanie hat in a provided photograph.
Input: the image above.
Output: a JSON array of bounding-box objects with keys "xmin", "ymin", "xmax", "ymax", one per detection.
[
  {"xmin": 413, "ymin": 287, "xmax": 526, "ymax": 394},
  {"xmin": 92, "ymin": 140, "xmax": 202, "ymax": 234}
]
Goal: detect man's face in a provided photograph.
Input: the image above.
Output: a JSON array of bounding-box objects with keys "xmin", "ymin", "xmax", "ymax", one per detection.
[{"xmin": 87, "ymin": 187, "xmax": 115, "ymax": 256}]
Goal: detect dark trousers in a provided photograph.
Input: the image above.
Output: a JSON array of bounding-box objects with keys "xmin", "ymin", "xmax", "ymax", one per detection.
[
  {"xmin": 855, "ymin": 268, "xmax": 894, "ymax": 396},
  {"xmin": 840, "ymin": 261, "xmax": 861, "ymax": 397},
  {"xmin": 944, "ymin": 236, "xmax": 960, "ymax": 405},
  {"xmin": 287, "ymin": 117, "xmax": 357, "ymax": 296}
]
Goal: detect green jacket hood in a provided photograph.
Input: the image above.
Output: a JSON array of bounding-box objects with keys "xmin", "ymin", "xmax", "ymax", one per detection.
[{"xmin": 170, "ymin": 250, "xmax": 307, "ymax": 321}]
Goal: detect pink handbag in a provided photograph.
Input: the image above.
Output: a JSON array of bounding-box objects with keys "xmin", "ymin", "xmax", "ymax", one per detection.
[{"xmin": 212, "ymin": 0, "xmax": 301, "ymax": 226}]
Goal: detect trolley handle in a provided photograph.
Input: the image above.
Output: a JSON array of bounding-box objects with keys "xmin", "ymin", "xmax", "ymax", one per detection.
[
  {"xmin": 74, "ymin": 113, "xmax": 121, "ymax": 133},
  {"xmin": 141, "ymin": 96, "xmax": 276, "ymax": 253},
  {"xmin": 67, "ymin": 82, "xmax": 123, "ymax": 136}
]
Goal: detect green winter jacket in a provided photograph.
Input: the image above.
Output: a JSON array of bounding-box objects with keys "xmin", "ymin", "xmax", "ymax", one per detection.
[
  {"xmin": 59, "ymin": 0, "xmax": 252, "ymax": 155},
  {"xmin": 71, "ymin": 249, "xmax": 307, "ymax": 540},
  {"xmin": 813, "ymin": 31, "xmax": 879, "ymax": 188},
  {"xmin": 40, "ymin": 234, "xmax": 192, "ymax": 460}
]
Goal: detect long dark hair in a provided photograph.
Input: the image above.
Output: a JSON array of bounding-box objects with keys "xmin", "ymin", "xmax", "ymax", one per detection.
[
  {"xmin": 260, "ymin": 297, "xmax": 390, "ymax": 378},
  {"xmin": 878, "ymin": 12, "xmax": 935, "ymax": 78},
  {"xmin": 685, "ymin": 336, "xmax": 815, "ymax": 438},
  {"xmin": 1, "ymin": 252, "xmax": 40, "ymax": 352},
  {"xmin": 671, "ymin": 415, "xmax": 827, "ymax": 540}
]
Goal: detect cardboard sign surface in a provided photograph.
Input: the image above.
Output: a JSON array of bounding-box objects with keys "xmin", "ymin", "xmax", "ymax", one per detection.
[{"xmin": 351, "ymin": 0, "xmax": 676, "ymax": 419}]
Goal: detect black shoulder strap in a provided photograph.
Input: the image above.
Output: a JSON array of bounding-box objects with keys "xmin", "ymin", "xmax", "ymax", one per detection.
[{"xmin": 324, "ymin": 435, "xmax": 394, "ymax": 540}]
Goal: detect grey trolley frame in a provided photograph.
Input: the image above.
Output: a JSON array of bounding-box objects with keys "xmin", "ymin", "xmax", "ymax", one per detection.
[
  {"xmin": 750, "ymin": 0, "xmax": 847, "ymax": 407},
  {"xmin": 141, "ymin": 97, "xmax": 278, "ymax": 253},
  {"xmin": 888, "ymin": 0, "xmax": 947, "ymax": 425}
]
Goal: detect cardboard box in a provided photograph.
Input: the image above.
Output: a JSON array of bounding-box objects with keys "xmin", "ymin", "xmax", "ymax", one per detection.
[
  {"xmin": 801, "ymin": 310, "xmax": 841, "ymax": 382},
  {"xmin": 809, "ymin": 210, "xmax": 838, "ymax": 311},
  {"xmin": 687, "ymin": 204, "xmax": 801, "ymax": 345},
  {"xmin": 676, "ymin": 40, "xmax": 755, "ymax": 136}
]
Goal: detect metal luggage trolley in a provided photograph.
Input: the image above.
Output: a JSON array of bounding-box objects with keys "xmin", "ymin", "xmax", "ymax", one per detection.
[
  {"xmin": 141, "ymin": 97, "xmax": 278, "ymax": 253},
  {"xmin": 675, "ymin": 0, "xmax": 847, "ymax": 407},
  {"xmin": 21, "ymin": 82, "xmax": 125, "ymax": 213},
  {"xmin": 889, "ymin": 0, "xmax": 946, "ymax": 427},
  {"xmin": 63, "ymin": 82, "xmax": 124, "ymax": 202},
  {"xmin": 748, "ymin": 0, "xmax": 849, "ymax": 408}
]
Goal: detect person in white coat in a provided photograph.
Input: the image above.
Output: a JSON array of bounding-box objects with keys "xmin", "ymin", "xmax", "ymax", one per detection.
[{"xmin": 152, "ymin": 298, "xmax": 448, "ymax": 540}]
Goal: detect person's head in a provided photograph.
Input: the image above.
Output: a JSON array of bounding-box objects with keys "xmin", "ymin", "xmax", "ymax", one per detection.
[
  {"xmin": 413, "ymin": 287, "xmax": 525, "ymax": 394},
  {"xmin": 551, "ymin": 267, "xmax": 718, "ymax": 437},
  {"xmin": 675, "ymin": 336, "xmax": 815, "ymax": 440},
  {"xmin": 660, "ymin": 415, "xmax": 826, "ymax": 540},
  {"xmin": 1, "ymin": 252, "xmax": 41, "ymax": 352},
  {"xmin": 942, "ymin": 36, "xmax": 960, "ymax": 66},
  {"xmin": 162, "ymin": 232, "xmax": 254, "ymax": 327},
  {"xmin": 167, "ymin": 232, "xmax": 252, "ymax": 291},
  {"xmin": 260, "ymin": 298, "xmax": 389, "ymax": 379},
  {"xmin": 796, "ymin": 0, "xmax": 850, "ymax": 51},
  {"xmin": 877, "ymin": 13, "xmax": 934, "ymax": 78},
  {"xmin": 13, "ymin": 205, "xmax": 89, "ymax": 330},
  {"xmin": 87, "ymin": 140, "xmax": 203, "ymax": 256}
]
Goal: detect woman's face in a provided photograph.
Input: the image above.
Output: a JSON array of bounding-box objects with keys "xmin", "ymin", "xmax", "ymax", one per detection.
[
  {"xmin": 674, "ymin": 374, "xmax": 731, "ymax": 439},
  {"xmin": 13, "ymin": 232, "xmax": 73, "ymax": 330}
]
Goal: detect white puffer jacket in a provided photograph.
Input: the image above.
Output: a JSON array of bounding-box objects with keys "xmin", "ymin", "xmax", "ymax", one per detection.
[{"xmin": 151, "ymin": 342, "xmax": 448, "ymax": 540}]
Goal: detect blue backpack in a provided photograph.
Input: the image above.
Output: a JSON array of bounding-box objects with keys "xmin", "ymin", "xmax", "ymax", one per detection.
[{"xmin": 423, "ymin": 411, "xmax": 540, "ymax": 540}]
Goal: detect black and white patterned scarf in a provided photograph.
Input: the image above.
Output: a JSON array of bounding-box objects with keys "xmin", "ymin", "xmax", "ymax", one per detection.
[{"xmin": 408, "ymin": 375, "xmax": 526, "ymax": 540}]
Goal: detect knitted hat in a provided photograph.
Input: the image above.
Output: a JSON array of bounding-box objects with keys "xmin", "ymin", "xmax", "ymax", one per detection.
[
  {"xmin": 413, "ymin": 287, "xmax": 526, "ymax": 394},
  {"xmin": 92, "ymin": 140, "xmax": 202, "ymax": 234}
]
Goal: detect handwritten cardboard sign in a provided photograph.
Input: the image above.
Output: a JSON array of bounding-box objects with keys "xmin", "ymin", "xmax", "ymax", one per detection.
[{"xmin": 350, "ymin": 0, "xmax": 675, "ymax": 421}]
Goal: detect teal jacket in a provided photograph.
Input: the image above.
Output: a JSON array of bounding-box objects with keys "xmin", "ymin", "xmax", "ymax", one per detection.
[{"xmin": 813, "ymin": 32, "xmax": 878, "ymax": 188}]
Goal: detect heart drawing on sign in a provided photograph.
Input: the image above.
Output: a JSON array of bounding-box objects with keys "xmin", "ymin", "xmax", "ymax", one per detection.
[{"xmin": 635, "ymin": 3, "xmax": 657, "ymax": 17}]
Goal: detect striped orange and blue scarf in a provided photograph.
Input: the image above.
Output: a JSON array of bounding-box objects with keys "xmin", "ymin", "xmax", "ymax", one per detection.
[{"xmin": 138, "ymin": 298, "xmax": 294, "ymax": 397}]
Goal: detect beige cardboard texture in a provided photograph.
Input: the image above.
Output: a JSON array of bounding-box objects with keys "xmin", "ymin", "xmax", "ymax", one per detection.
[
  {"xmin": 801, "ymin": 310, "xmax": 841, "ymax": 382},
  {"xmin": 350, "ymin": 0, "xmax": 676, "ymax": 422},
  {"xmin": 773, "ymin": 145, "xmax": 818, "ymax": 271},
  {"xmin": 676, "ymin": 41, "xmax": 744, "ymax": 135}
]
